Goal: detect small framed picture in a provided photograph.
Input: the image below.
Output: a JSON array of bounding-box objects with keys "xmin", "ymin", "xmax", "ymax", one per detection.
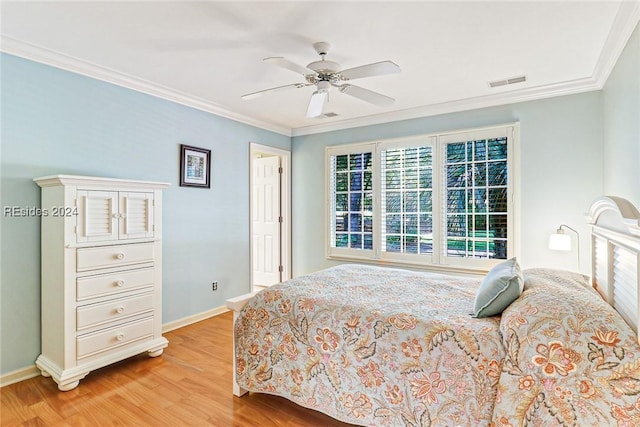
[{"xmin": 180, "ymin": 144, "xmax": 211, "ymax": 188}]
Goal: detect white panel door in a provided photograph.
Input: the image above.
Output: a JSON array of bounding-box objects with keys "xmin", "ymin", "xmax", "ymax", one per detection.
[{"xmin": 252, "ymin": 156, "xmax": 281, "ymax": 286}]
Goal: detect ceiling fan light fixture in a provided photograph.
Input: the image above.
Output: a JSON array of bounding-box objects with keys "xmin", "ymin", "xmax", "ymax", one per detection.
[{"xmin": 317, "ymin": 80, "xmax": 330, "ymax": 91}]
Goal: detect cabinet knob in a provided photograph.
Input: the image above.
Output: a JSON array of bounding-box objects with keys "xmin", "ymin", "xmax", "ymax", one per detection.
[
  {"xmin": 112, "ymin": 213, "xmax": 119, "ymax": 218},
  {"xmin": 115, "ymin": 253, "xmax": 125, "ymax": 260},
  {"xmin": 120, "ymin": 213, "xmax": 126, "ymax": 219},
  {"xmin": 116, "ymin": 280, "xmax": 124, "ymax": 287},
  {"xmin": 115, "ymin": 306, "xmax": 125, "ymax": 314},
  {"xmin": 116, "ymin": 333, "xmax": 125, "ymax": 341}
]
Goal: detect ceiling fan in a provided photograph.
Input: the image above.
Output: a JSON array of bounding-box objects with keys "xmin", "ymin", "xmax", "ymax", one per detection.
[{"xmin": 241, "ymin": 42, "xmax": 401, "ymax": 118}]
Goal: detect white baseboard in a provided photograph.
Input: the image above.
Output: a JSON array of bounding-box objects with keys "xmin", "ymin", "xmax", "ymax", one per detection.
[
  {"xmin": 1, "ymin": 305, "xmax": 229, "ymax": 388},
  {"xmin": 0, "ymin": 365, "xmax": 41, "ymax": 387},
  {"xmin": 162, "ymin": 305, "xmax": 228, "ymax": 333}
]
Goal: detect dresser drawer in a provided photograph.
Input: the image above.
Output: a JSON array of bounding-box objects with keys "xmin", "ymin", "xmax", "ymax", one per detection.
[
  {"xmin": 77, "ymin": 243, "xmax": 154, "ymax": 272},
  {"xmin": 77, "ymin": 268, "xmax": 154, "ymax": 301},
  {"xmin": 77, "ymin": 293, "xmax": 154, "ymax": 330},
  {"xmin": 77, "ymin": 317, "xmax": 154, "ymax": 359}
]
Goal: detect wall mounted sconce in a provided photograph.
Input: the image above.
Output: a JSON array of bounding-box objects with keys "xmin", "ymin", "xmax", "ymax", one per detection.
[{"xmin": 549, "ymin": 224, "xmax": 580, "ymax": 271}]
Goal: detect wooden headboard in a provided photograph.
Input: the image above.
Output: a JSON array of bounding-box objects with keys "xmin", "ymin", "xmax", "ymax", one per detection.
[{"xmin": 587, "ymin": 196, "xmax": 640, "ymax": 340}]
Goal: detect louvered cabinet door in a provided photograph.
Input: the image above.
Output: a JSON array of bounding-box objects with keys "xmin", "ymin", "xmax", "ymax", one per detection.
[
  {"xmin": 77, "ymin": 191, "xmax": 119, "ymax": 243},
  {"xmin": 119, "ymin": 192, "xmax": 154, "ymax": 240}
]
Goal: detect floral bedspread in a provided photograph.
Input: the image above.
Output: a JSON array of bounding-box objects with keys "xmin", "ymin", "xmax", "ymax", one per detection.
[
  {"xmin": 492, "ymin": 269, "xmax": 640, "ymax": 427},
  {"xmin": 235, "ymin": 264, "xmax": 505, "ymax": 426},
  {"xmin": 234, "ymin": 265, "xmax": 640, "ymax": 426}
]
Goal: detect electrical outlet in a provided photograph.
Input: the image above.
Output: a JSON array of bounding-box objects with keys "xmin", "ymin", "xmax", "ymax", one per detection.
[{"xmin": 212, "ymin": 281, "xmax": 218, "ymax": 291}]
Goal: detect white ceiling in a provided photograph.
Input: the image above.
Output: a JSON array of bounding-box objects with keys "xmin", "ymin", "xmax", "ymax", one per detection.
[{"xmin": 1, "ymin": 1, "xmax": 638, "ymax": 136}]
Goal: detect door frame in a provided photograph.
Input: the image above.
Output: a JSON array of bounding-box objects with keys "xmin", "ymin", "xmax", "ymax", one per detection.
[{"xmin": 249, "ymin": 142, "xmax": 292, "ymax": 289}]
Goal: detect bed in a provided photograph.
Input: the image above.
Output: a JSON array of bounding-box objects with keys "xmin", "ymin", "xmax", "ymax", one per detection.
[{"xmin": 226, "ymin": 196, "xmax": 640, "ymax": 426}]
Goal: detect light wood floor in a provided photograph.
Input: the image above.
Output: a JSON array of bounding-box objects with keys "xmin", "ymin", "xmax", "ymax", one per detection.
[{"xmin": 1, "ymin": 311, "xmax": 354, "ymax": 426}]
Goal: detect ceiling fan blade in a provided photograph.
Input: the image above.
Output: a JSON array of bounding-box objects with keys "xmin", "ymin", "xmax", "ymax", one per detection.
[
  {"xmin": 339, "ymin": 61, "xmax": 401, "ymax": 81},
  {"xmin": 339, "ymin": 84, "xmax": 395, "ymax": 107},
  {"xmin": 264, "ymin": 57, "xmax": 314, "ymax": 76},
  {"xmin": 241, "ymin": 83, "xmax": 308, "ymax": 100},
  {"xmin": 306, "ymin": 90, "xmax": 328, "ymax": 118}
]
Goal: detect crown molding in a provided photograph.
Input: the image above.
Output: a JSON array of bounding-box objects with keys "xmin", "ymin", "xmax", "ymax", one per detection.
[
  {"xmin": 0, "ymin": 35, "xmax": 292, "ymax": 137},
  {"xmin": 291, "ymin": 76, "xmax": 601, "ymax": 137},
  {"xmin": 592, "ymin": 1, "xmax": 640, "ymax": 88},
  {"xmin": 2, "ymin": 2, "xmax": 638, "ymax": 139}
]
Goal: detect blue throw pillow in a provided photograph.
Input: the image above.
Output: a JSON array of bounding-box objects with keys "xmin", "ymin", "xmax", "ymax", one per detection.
[{"xmin": 473, "ymin": 258, "xmax": 524, "ymax": 317}]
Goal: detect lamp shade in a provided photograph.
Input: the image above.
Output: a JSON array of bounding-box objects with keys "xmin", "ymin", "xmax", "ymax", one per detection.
[{"xmin": 549, "ymin": 232, "xmax": 571, "ymax": 251}]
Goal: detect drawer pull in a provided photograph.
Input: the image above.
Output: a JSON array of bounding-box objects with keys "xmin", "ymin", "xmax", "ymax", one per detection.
[
  {"xmin": 115, "ymin": 280, "xmax": 125, "ymax": 287},
  {"xmin": 115, "ymin": 253, "xmax": 125, "ymax": 260},
  {"xmin": 116, "ymin": 333, "xmax": 125, "ymax": 341},
  {"xmin": 115, "ymin": 306, "xmax": 125, "ymax": 314}
]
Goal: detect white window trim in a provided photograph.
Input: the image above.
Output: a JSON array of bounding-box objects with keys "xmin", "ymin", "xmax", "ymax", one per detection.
[{"xmin": 325, "ymin": 123, "xmax": 520, "ymax": 276}]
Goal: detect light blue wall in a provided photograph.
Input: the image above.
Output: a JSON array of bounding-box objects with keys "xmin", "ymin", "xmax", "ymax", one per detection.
[
  {"xmin": 291, "ymin": 92, "xmax": 604, "ymax": 277},
  {"xmin": 603, "ymin": 22, "xmax": 640, "ymax": 208},
  {"xmin": 0, "ymin": 53, "xmax": 290, "ymax": 374}
]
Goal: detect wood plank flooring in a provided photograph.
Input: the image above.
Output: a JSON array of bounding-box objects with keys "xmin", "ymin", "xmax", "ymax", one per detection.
[{"xmin": 1, "ymin": 311, "xmax": 354, "ymax": 426}]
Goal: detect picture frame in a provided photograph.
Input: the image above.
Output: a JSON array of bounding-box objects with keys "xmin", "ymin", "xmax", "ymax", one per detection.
[{"xmin": 180, "ymin": 144, "xmax": 211, "ymax": 188}]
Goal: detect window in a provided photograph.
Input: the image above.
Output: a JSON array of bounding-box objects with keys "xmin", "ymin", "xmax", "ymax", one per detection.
[
  {"xmin": 328, "ymin": 144, "xmax": 375, "ymax": 259},
  {"xmin": 443, "ymin": 134, "xmax": 509, "ymax": 262},
  {"xmin": 331, "ymin": 151, "xmax": 373, "ymax": 250},
  {"xmin": 381, "ymin": 146, "xmax": 433, "ymax": 255},
  {"xmin": 327, "ymin": 125, "xmax": 518, "ymax": 272}
]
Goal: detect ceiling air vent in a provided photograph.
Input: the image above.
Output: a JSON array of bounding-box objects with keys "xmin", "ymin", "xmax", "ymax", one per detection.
[
  {"xmin": 488, "ymin": 75, "xmax": 527, "ymax": 88},
  {"xmin": 317, "ymin": 112, "xmax": 339, "ymax": 119}
]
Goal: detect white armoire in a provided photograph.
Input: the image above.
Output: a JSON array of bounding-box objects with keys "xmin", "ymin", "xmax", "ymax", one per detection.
[{"xmin": 34, "ymin": 175, "xmax": 169, "ymax": 391}]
